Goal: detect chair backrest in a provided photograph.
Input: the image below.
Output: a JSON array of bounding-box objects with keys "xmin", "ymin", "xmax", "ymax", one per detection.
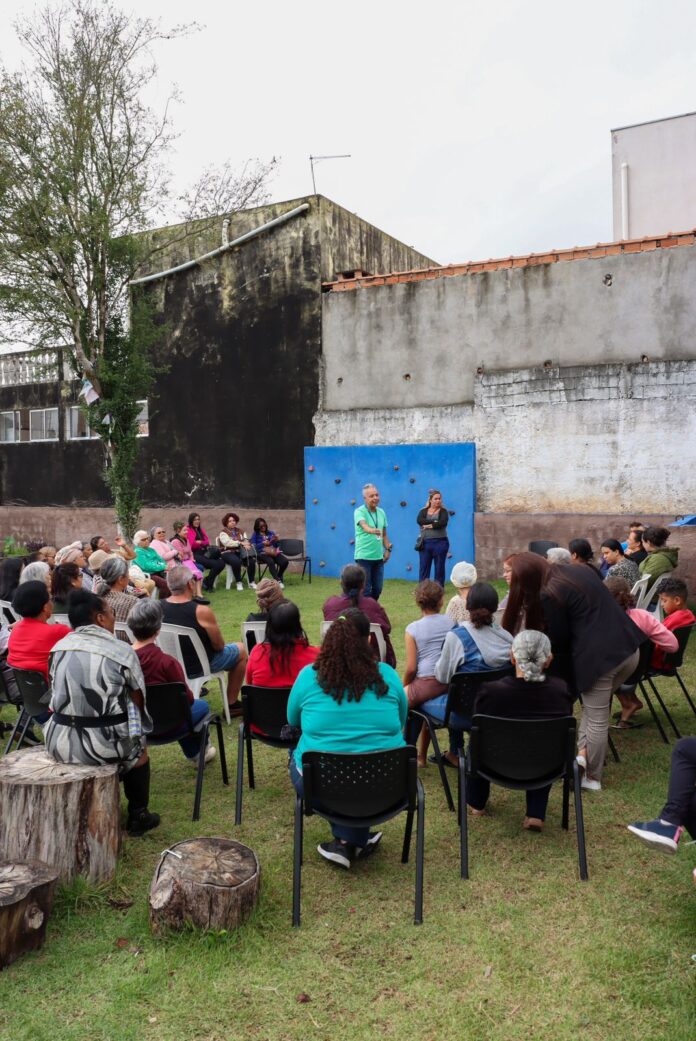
[
  {"xmin": 278, "ymin": 538, "xmax": 305, "ymax": 558},
  {"xmin": 12, "ymin": 668, "xmax": 51, "ymax": 716},
  {"xmin": 658, "ymin": 624, "xmax": 693, "ymax": 672},
  {"xmin": 0, "ymin": 600, "xmax": 19, "ymax": 625},
  {"xmin": 630, "ymin": 575, "xmax": 650, "ymax": 606},
  {"xmin": 445, "ymin": 667, "xmax": 514, "ymax": 724},
  {"xmin": 302, "ymin": 747, "xmax": 416, "ymax": 819},
  {"xmin": 528, "ymin": 540, "xmax": 559, "ymax": 557},
  {"xmin": 145, "ymin": 682, "xmax": 192, "ymax": 738},
  {"xmin": 241, "ymin": 620, "xmax": 267, "ymax": 653},
  {"xmin": 157, "ymin": 623, "xmax": 210, "ymax": 678},
  {"xmin": 49, "ymin": 614, "xmax": 70, "ymax": 626},
  {"xmin": 469, "ymin": 714, "xmax": 576, "ymax": 788},
  {"xmin": 634, "ymin": 575, "xmax": 665, "ymax": 610},
  {"xmin": 114, "ymin": 620, "xmax": 133, "ymax": 643},
  {"xmin": 320, "ymin": 620, "xmax": 332, "ymax": 641},
  {"xmin": 241, "ymin": 684, "xmax": 293, "ymax": 742},
  {"xmin": 319, "ymin": 619, "xmax": 386, "ymax": 661}
]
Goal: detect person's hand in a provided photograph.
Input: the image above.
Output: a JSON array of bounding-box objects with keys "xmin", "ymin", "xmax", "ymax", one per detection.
[{"xmin": 115, "ymin": 535, "xmax": 125, "ymax": 546}]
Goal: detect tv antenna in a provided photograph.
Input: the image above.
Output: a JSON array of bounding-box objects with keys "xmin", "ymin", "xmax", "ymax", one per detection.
[{"xmin": 309, "ymin": 154, "xmax": 351, "ymax": 194}]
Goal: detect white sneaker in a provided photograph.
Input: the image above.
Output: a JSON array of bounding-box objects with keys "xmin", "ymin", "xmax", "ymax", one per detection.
[
  {"xmin": 576, "ymin": 752, "xmax": 587, "ymax": 770},
  {"xmin": 279, "ymin": 581, "xmax": 285, "ymax": 589},
  {"xmin": 236, "ymin": 582, "xmax": 244, "ymax": 591},
  {"xmin": 581, "ymin": 776, "xmax": 601, "ymax": 791},
  {"xmin": 190, "ymin": 744, "xmax": 216, "ymax": 766},
  {"xmin": 250, "ymin": 582, "xmax": 257, "ymax": 589}
]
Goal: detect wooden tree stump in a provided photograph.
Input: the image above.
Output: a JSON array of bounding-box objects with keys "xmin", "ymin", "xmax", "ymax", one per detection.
[
  {"xmin": 0, "ymin": 860, "xmax": 59, "ymax": 969},
  {"xmin": 0, "ymin": 747, "xmax": 121, "ymax": 884},
  {"xmin": 149, "ymin": 837, "xmax": 260, "ymax": 934}
]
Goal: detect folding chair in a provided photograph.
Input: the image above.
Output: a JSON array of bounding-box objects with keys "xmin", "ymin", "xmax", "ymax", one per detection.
[
  {"xmin": 234, "ymin": 684, "xmax": 293, "ymax": 825},
  {"xmin": 3, "ymin": 668, "xmax": 50, "ymax": 755},
  {"xmin": 460, "ymin": 714, "xmax": 588, "ymax": 881},
  {"xmin": 156, "ymin": 623, "xmax": 230, "ymax": 724},
  {"xmin": 241, "ymin": 620, "xmax": 267, "ymax": 654},
  {"xmin": 277, "ymin": 539, "xmax": 312, "ymax": 583},
  {"xmin": 320, "ymin": 620, "xmax": 387, "ymax": 661},
  {"xmin": 643, "ymin": 625, "xmax": 695, "ymax": 736},
  {"xmin": 293, "ymin": 747, "xmax": 425, "ymax": 927},
  {"xmin": 145, "ymin": 683, "xmax": 228, "ymax": 821},
  {"xmin": 408, "ymin": 667, "xmax": 514, "ymax": 812}
]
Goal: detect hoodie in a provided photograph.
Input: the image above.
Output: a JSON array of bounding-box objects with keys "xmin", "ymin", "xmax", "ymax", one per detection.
[{"xmin": 639, "ymin": 546, "xmax": 679, "ymax": 583}]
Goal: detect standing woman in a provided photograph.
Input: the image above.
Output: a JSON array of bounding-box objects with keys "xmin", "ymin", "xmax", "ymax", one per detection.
[
  {"xmin": 250, "ymin": 518, "xmax": 289, "ymax": 586},
  {"xmin": 186, "ymin": 512, "xmax": 225, "ymax": 593},
  {"xmin": 416, "ymin": 489, "xmax": 450, "ymax": 586}
]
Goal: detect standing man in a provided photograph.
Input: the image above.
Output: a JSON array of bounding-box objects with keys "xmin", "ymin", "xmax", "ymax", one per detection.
[{"xmin": 354, "ymin": 483, "xmax": 393, "ymax": 600}]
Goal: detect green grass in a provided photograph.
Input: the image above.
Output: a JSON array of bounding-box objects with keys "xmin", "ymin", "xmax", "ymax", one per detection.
[{"xmin": 1, "ymin": 574, "xmax": 695, "ymax": 1041}]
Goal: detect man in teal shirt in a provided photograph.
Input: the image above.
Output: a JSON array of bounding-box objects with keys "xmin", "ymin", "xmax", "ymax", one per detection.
[{"xmin": 353, "ymin": 483, "xmax": 393, "ymax": 600}]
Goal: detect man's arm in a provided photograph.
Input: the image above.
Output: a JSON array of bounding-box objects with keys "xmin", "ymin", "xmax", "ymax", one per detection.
[{"xmin": 195, "ymin": 605, "xmax": 225, "ymax": 652}]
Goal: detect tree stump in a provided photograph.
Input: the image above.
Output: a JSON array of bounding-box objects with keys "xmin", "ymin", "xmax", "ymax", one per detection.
[
  {"xmin": 0, "ymin": 860, "xmax": 59, "ymax": 969},
  {"xmin": 0, "ymin": 747, "xmax": 121, "ymax": 883},
  {"xmin": 149, "ymin": 837, "xmax": 260, "ymax": 934}
]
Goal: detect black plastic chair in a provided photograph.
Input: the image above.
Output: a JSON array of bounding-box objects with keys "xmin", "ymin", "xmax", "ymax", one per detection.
[
  {"xmin": 612, "ymin": 639, "xmax": 670, "ymax": 744},
  {"xmin": 293, "ymin": 747, "xmax": 425, "ymax": 927},
  {"xmin": 235, "ymin": 684, "xmax": 293, "ymax": 825},
  {"xmin": 460, "ymin": 714, "xmax": 588, "ymax": 881},
  {"xmin": 408, "ymin": 667, "xmax": 514, "ymax": 812},
  {"xmin": 644, "ymin": 625, "xmax": 695, "ymax": 735},
  {"xmin": 277, "ymin": 539, "xmax": 312, "ymax": 583},
  {"xmin": 528, "ymin": 540, "xmax": 559, "ymax": 557},
  {"xmin": 145, "ymin": 683, "xmax": 228, "ymax": 821},
  {"xmin": 3, "ymin": 668, "xmax": 50, "ymax": 755}
]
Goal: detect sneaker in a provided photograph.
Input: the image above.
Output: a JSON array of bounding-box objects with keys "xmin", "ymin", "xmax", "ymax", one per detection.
[
  {"xmin": 126, "ymin": 809, "xmax": 161, "ymax": 837},
  {"xmin": 627, "ymin": 818, "xmax": 683, "ymax": 853},
  {"xmin": 189, "ymin": 744, "xmax": 216, "ymax": 766},
  {"xmin": 250, "ymin": 582, "xmax": 257, "ymax": 590},
  {"xmin": 576, "ymin": 752, "xmax": 587, "ymax": 770},
  {"xmin": 317, "ymin": 840, "xmax": 354, "ymax": 868},
  {"xmin": 581, "ymin": 776, "xmax": 602, "ymax": 792},
  {"xmin": 236, "ymin": 582, "xmax": 244, "ymax": 591},
  {"xmin": 279, "ymin": 582, "xmax": 285, "ymax": 589},
  {"xmin": 356, "ymin": 831, "xmax": 383, "ymax": 859}
]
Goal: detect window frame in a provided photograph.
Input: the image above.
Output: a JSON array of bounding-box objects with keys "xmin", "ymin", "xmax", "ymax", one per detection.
[
  {"xmin": 28, "ymin": 407, "xmax": 59, "ymax": 443},
  {"xmin": 65, "ymin": 404, "xmax": 100, "ymax": 441}
]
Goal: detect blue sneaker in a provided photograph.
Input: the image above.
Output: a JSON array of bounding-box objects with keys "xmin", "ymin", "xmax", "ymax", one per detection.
[{"xmin": 627, "ymin": 818, "xmax": 683, "ymax": 853}]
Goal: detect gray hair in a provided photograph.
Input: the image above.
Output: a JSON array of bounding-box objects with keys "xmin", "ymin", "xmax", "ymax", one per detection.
[
  {"xmin": 128, "ymin": 597, "xmax": 163, "ymax": 640},
  {"xmin": 512, "ymin": 630, "xmax": 551, "ymax": 683},
  {"xmin": 19, "ymin": 561, "xmax": 50, "ymax": 586},
  {"xmin": 362, "ymin": 483, "xmax": 377, "ymax": 493},
  {"xmin": 100, "ymin": 556, "xmax": 129, "ymax": 586},
  {"xmin": 547, "ymin": 547, "xmax": 572, "ymax": 564},
  {"xmin": 168, "ymin": 564, "xmax": 195, "ymax": 593}
]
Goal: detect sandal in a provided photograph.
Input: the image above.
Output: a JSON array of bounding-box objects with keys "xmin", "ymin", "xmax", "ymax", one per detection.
[{"xmin": 611, "ymin": 719, "xmax": 644, "ymax": 730}]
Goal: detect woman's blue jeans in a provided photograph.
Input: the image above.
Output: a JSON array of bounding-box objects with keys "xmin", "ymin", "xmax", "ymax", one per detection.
[
  {"xmin": 289, "ymin": 754, "xmax": 370, "ymax": 847},
  {"xmin": 176, "ymin": 698, "xmax": 210, "ymax": 759},
  {"xmin": 418, "ymin": 537, "xmax": 449, "ymax": 585}
]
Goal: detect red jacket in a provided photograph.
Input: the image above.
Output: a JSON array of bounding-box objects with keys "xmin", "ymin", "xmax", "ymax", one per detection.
[{"xmin": 651, "ymin": 608, "xmax": 696, "ymax": 670}]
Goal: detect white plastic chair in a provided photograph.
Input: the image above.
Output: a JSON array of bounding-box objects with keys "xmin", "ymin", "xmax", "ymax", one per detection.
[
  {"xmin": 320, "ymin": 619, "xmax": 387, "ymax": 662},
  {"xmin": 49, "ymin": 614, "xmax": 70, "ymax": 626},
  {"xmin": 157, "ymin": 622, "xmax": 230, "ymax": 724},
  {"xmin": 114, "ymin": 620, "xmax": 133, "ymax": 643},
  {"xmin": 241, "ymin": 620, "xmax": 266, "ymax": 654},
  {"xmin": 630, "ymin": 576, "xmax": 650, "ymax": 608},
  {"xmin": 217, "ymin": 546, "xmax": 258, "ymax": 591},
  {"xmin": 633, "ymin": 576, "xmax": 663, "ymax": 610},
  {"xmin": 0, "ymin": 600, "xmax": 19, "ymax": 624}
]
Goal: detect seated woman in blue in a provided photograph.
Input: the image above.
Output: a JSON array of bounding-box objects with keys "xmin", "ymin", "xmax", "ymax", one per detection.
[{"xmin": 287, "ymin": 607, "xmax": 407, "ymax": 870}]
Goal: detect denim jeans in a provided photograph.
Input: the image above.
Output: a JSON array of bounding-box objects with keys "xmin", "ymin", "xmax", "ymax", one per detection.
[
  {"xmin": 418, "ymin": 537, "xmax": 449, "ymax": 586},
  {"xmin": 661, "ymin": 737, "xmax": 696, "ymax": 838},
  {"xmin": 419, "ymin": 695, "xmax": 470, "ymax": 755},
  {"xmin": 289, "ymin": 754, "xmax": 370, "ymax": 847},
  {"xmin": 355, "ymin": 558, "xmax": 385, "ymax": 600},
  {"xmin": 176, "ymin": 698, "xmax": 210, "ymax": 759}
]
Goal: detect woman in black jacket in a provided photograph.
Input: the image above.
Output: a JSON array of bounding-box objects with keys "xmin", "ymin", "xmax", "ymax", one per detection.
[{"xmin": 416, "ymin": 489, "xmax": 450, "ymax": 586}]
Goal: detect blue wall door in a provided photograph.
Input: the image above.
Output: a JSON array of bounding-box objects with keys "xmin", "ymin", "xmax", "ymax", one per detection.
[{"xmin": 304, "ymin": 443, "xmax": 476, "ymax": 580}]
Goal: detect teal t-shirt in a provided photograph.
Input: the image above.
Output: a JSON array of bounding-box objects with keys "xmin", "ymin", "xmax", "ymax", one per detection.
[
  {"xmin": 287, "ymin": 662, "xmax": 407, "ymax": 771},
  {"xmin": 354, "ymin": 504, "xmax": 387, "ymax": 561}
]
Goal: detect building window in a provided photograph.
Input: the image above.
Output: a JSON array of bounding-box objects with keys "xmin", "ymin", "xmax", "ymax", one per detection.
[
  {"xmin": 0, "ymin": 411, "xmax": 17, "ymax": 443},
  {"xmin": 136, "ymin": 399, "xmax": 149, "ymax": 437},
  {"xmin": 66, "ymin": 405, "xmax": 99, "ymax": 440},
  {"xmin": 29, "ymin": 408, "xmax": 59, "ymax": 442}
]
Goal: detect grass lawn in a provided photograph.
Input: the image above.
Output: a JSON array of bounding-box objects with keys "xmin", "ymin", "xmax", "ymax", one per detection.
[{"xmin": 1, "ymin": 574, "xmax": 695, "ymax": 1041}]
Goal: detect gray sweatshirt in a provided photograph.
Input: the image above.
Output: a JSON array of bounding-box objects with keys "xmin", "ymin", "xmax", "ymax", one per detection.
[{"xmin": 434, "ymin": 623, "xmax": 514, "ymax": 684}]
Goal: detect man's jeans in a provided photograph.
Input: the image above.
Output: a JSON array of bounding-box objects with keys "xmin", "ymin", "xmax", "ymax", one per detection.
[{"xmin": 355, "ymin": 558, "xmax": 385, "ymax": 600}]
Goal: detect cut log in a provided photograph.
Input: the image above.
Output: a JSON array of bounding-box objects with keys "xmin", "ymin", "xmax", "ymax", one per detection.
[
  {"xmin": 0, "ymin": 860, "xmax": 59, "ymax": 969},
  {"xmin": 0, "ymin": 747, "xmax": 121, "ymax": 884},
  {"xmin": 149, "ymin": 837, "xmax": 260, "ymax": 934}
]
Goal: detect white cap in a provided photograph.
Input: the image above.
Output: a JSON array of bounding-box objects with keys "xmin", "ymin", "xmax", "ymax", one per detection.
[{"xmin": 450, "ymin": 561, "xmax": 477, "ymax": 588}]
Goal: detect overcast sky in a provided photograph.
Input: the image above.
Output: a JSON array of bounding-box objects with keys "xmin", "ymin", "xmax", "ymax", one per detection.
[{"xmin": 2, "ymin": 0, "xmax": 696, "ymax": 264}]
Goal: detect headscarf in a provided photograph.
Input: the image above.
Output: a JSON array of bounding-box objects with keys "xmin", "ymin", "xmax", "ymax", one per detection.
[
  {"xmin": 255, "ymin": 578, "xmax": 285, "ymax": 612},
  {"xmin": 511, "ymin": 629, "xmax": 551, "ymax": 683},
  {"xmin": 55, "ymin": 541, "xmax": 83, "ymax": 566}
]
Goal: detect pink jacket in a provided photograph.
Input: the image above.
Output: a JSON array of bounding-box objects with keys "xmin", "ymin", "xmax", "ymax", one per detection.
[
  {"xmin": 150, "ymin": 538, "xmax": 180, "ymax": 571},
  {"xmin": 627, "ymin": 608, "xmax": 679, "ymax": 652},
  {"xmin": 186, "ymin": 526, "xmax": 209, "ymax": 552}
]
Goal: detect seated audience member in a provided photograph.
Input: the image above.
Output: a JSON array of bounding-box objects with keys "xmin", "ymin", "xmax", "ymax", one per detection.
[
  {"xmin": 54, "ymin": 541, "xmax": 82, "ymax": 566},
  {"xmin": 627, "ymin": 737, "xmax": 696, "ymax": 852},
  {"xmin": 246, "ymin": 577, "xmax": 288, "ymax": 623},
  {"xmin": 568, "ymin": 538, "xmax": 602, "ymax": 579},
  {"xmin": 149, "ymin": 526, "xmax": 181, "ymax": 571},
  {"xmin": 603, "ymin": 576, "xmax": 678, "ymax": 728},
  {"xmin": 322, "ymin": 563, "xmax": 396, "ymax": 666},
  {"xmin": 0, "ymin": 556, "xmax": 25, "ymax": 604},
  {"xmin": 287, "ymin": 607, "xmax": 407, "ymax": 868},
  {"xmin": 546, "ymin": 547, "xmax": 572, "ymax": 564},
  {"xmin": 51, "ymin": 563, "xmax": 83, "ymax": 612},
  {"xmin": 639, "ymin": 526, "xmax": 678, "ymax": 591},
  {"xmin": 217, "ymin": 513, "xmax": 257, "ymax": 590},
  {"xmin": 90, "ymin": 534, "xmax": 136, "ymax": 562},
  {"xmin": 497, "ymin": 555, "xmax": 514, "ymax": 618},
  {"xmin": 601, "ymin": 539, "xmax": 640, "ymax": 586},
  {"xmin": 161, "ymin": 566, "xmax": 247, "ymax": 715},
  {"xmin": 129, "ymin": 598, "xmax": 215, "ymax": 765},
  {"xmin": 18, "ymin": 560, "xmax": 51, "ymax": 589},
  {"xmin": 170, "ymin": 521, "xmax": 204, "ymax": 597},
  {"xmin": 57, "ymin": 545, "xmax": 94, "ymax": 591},
  {"xmin": 44, "ymin": 589, "xmax": 160, "ymax": 836},
  {"xmin": 246, "ymin": 602, "xmax": 319, "ymax": 688},
  {"xmin": 403, "ymin": 580, "xmax": 455, "ymax": 766},
  {"xmin": 36, "ymin": 545, "xmax": 57, "ymax": 569},
  {"xmin": 8, "ymin": 580, "xmax": 72, "ymax": 681},
  {"xmin": 426, "ymin": 582, "xmax": 515, "ymax": 766},
  {"xmin": 91, "ymin": 535, "xmax": 152, "ymax": 597},
  {"xmin": 250, "ymin": 517, "xmax": 288, "ymax": 586},
  {"xmin": 186, "ymin": 513, "xmax": 224, "ymax": 593},
  {"xmin": 465, "ymin": 629, "xmax": 574, "ymax": 830},
  {"xmin": 652, "ymin": 578, "xmax": 695, "ymax": 669},
  {"xmin": 445, "ymin": 561, "xmax": 478, "ymax": 625},
  {"xmin": 97, "ymin": 556, "xmax": 139, "ymax": 627},
  {"xmin": 624, "ymin": 527, "xmax": 647, "ymax": 566},
  {"xmin": 622, "ymin": 521, "xmax": 645, "ymax": 552},
  {"xmin": 133, "ymin": 531, "xmax": 170, "ymax": 598}
]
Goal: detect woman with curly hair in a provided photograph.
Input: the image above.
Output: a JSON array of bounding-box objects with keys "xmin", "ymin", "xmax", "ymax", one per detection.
[{"xmin": 286, "ymin": 607, "xmax": 407, "ymax": 869}]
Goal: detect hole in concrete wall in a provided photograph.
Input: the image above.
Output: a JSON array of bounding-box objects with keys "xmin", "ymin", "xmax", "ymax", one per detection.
[
  {"xmin": 603, "ymin": 273, "xmax": 613, "ymax": 286},
  {"xmin": 543, "ymin": 359, "xmax": 553, "ymax": 368},
  {"xmin": 641, "ymin": 354, "xmax": 649, "ymax": 363},
  {"xmin": 336, "ymin": 377, "xmax": 343, "ymax": 385},
  {"xmin": 476, "ymin": 366, "xmax": 484, "ymax": 375},
  {"xmin": 403, "ymin": 373, "xmax": 411, "ymax": 381}
]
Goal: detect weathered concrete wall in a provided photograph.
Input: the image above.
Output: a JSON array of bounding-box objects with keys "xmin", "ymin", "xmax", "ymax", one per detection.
[{"xmin": 321, "ymin": 244, "xmax": 696, "ymax": 410}]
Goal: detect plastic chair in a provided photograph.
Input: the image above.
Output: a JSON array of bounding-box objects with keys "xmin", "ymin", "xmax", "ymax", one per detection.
[
  {"xmin": 114, "ymin": 621, "xmax": 133, "ymax": 643},
  {"xmin": 408, "ymin": 667, "xmax": 514, "ymax": 811},
  {"xmin": 613, "ymin": 639, "xmax": 672, "ymax": 745},
  {"xmin": 49, "ymin": 614, "xmax": 70, "ymax": 626},
  {"xmin": 320, "ymin": 620, "xmax": 387, "ymax": 662},
  {"xmin": 528, "ymin": 540, "xmax": 559, "ymax": 557},
  {"xmin": 145, "ymin": 682, "xmax": 228, "ymax": 821},
  {"xmin": 293, "ymin": 747, "xmax": 425, "ymax": 927},
  {"xmin": 0, "ymin": 600, "xmax": 20, "ymax": 625},
  {"xmin": 3, "ymin": 668, "xmax": 50, "ymax": 755},
  {"xmin": 216, "ymin": 545, "xmax": 257, "ymax": 590},
  {"xmin": 156, "ymin": 623, "xmax": 230, "ymax": 724},
  {"xmin": 277, "ymin": 539, "xmax": 312, "ymax": 583},
  {"xmin": 634, "ymin": 576, "xmax": 664, "ymax": 610},
  {"xmin": 644, "ymin": 625, "xmax": 695, "ymax": 732},
  {"xmin": 241, "ymin": 620, "xmax": 267, "ymax": 654},
  {"xmin": 460, "ymin": 714, "xmax": 588, "ymax": 881},
  {"xmin": 234, "ymin": 684, "xmax": 293, "ymax": 825}
]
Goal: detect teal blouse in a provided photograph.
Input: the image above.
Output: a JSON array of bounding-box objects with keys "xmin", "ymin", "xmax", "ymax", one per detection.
[{"xmin": 134, "ymin": 545, "xmax": 167, "ymax": 575}]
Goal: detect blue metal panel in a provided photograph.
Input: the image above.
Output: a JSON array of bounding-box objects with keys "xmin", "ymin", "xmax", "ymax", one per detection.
[{"xmin": 304, "ymin": 443, "xmax": 476, "ymax": 580}]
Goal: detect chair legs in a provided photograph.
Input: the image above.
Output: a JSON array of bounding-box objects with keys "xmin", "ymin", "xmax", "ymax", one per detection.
[
  {"xmin": 292, "ymin": 795, "xmax": 303, "ymax": 927},
  {"xmin": 3, "ymin": 709, "xmax": 25, "ymax": 755},
  {"xmin": 414, "ymin": 779, "xmax": 425, "ymax": 925},
  {"xmin": 675, "ymin": 671, "xmax": 696, "ymax": 716},
  {"xmin": 214, "ymin": 716, "xmax": 229, "ymax": 786},
  {"xmin": 572, "ymin": 760, "xmax": 589, "ymax": 881},
  {"xmin": 192, "ymin": 723, "xmax": 208, "ymax": 821},
  {"xmin": 561, "ymin": 774, "xmax": 570, "ymax": 831},
  {"xmin": 638, "ymin": 680, "xmax": 670, "ymax": 744},
  {"xmin": 646, "ymin": 677, "xmax": 682, "ymax": 739},
  {"xmin": 415, "ymin": 712, "xmax": 454, "ymax": 812},
  {"xmin": 459, "ymin": 754, "xmax": 469, "ymax": 880},
  {"xmin": 607, "ymin": 733, "xmax": 621, "ymax": 764},
  {"xmin": 234, "ymin": 723, "xmax": 245, "ymax": 825}
]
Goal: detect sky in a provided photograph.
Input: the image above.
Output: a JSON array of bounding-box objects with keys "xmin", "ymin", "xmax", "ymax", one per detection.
[{"xmin": 1, "ymin": 0, "xmax": 696, "ymax": 265}]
